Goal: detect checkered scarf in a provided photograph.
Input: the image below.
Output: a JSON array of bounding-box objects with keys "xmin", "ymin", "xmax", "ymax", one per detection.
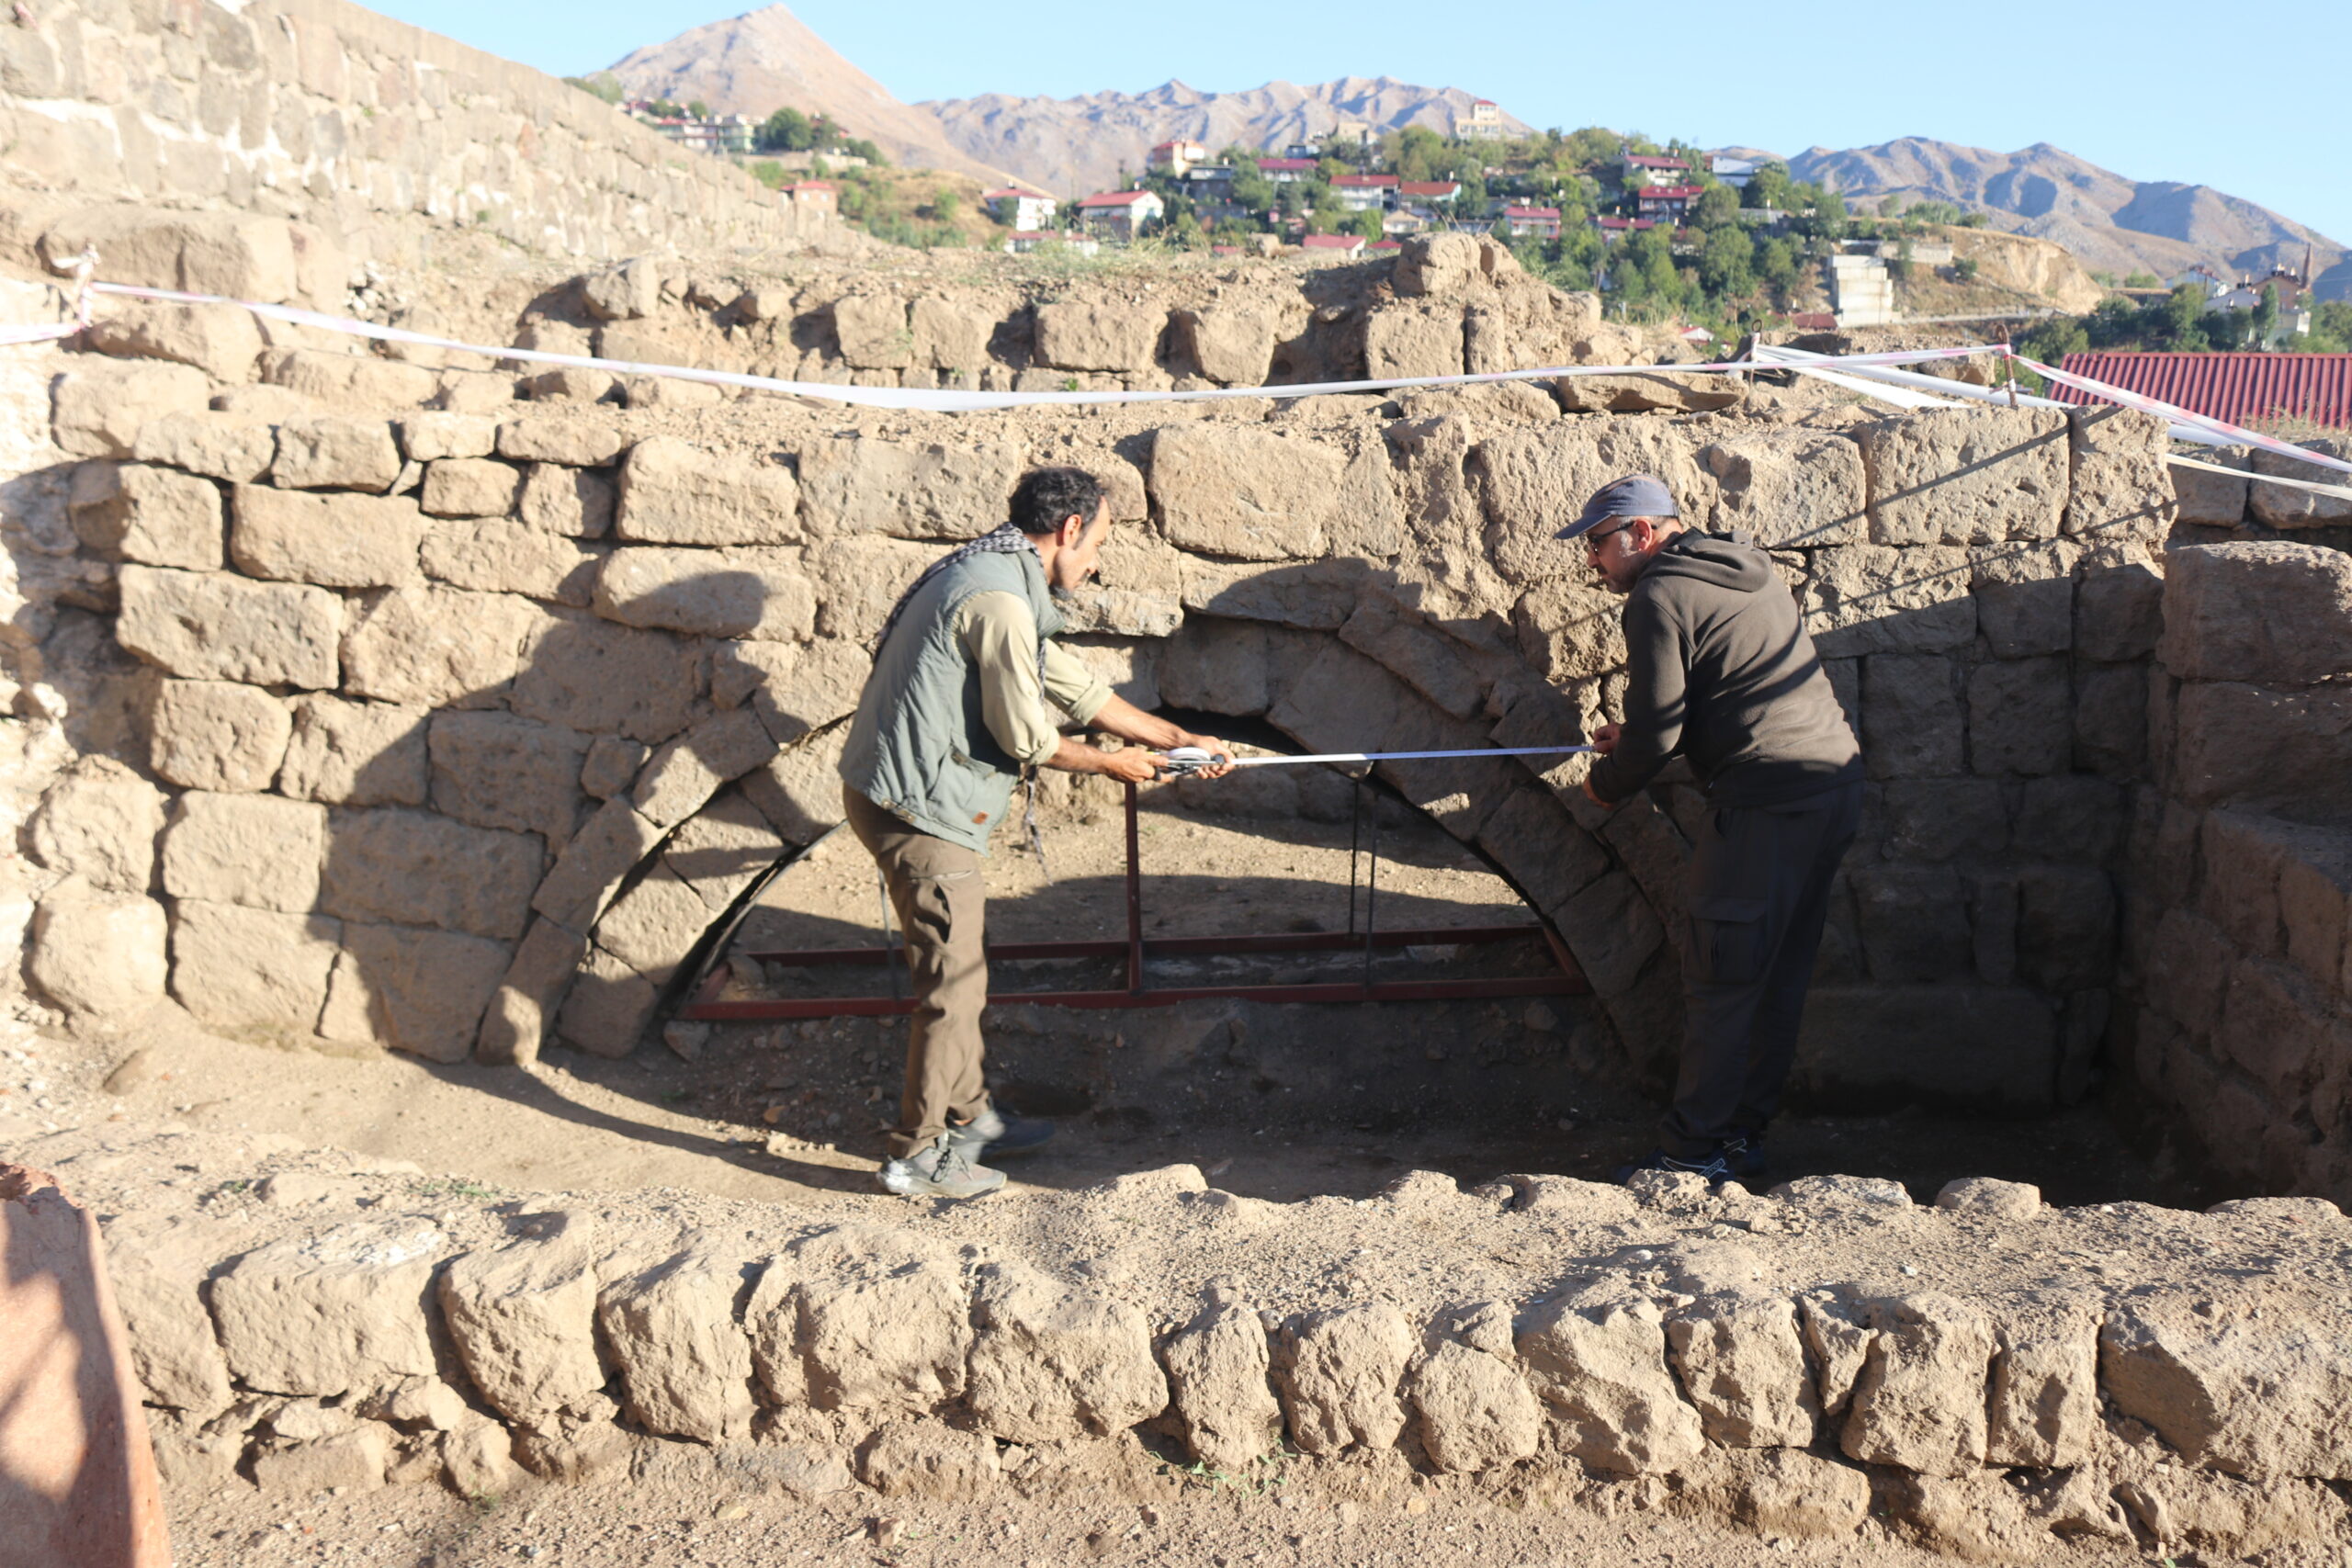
[{"xmin": 872, "ymin": 522, "xmax": 1049, "ymax": 678}]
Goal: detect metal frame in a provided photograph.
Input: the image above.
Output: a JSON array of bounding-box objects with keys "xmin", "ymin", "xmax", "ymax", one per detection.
[{"xmin": 681, "ymin": 778, "xmax": 1588, "ymax": 1021}]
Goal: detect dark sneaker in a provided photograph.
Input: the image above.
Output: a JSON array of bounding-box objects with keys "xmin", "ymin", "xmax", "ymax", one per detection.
[
  {"xmin": 879, "ymin": 1134, "xmax": 1006, "ymax": 1201},
  {"xmin": 945, "ymin": 1105, "xmax": 1055, "ymax": 1158},
  {"xmin": 1722, "ymin": 1132, "xmax": 1769, "ymax": 1185},
  {"xmin": 1613, "ymin": 1146, "xmax": 1733, "ymax": 1187}
]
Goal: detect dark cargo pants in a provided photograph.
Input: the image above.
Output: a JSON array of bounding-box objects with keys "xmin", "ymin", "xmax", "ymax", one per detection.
[
  {"xmin": 1660, "ymin": 779, "xmax": 1862, "ymax": 1160},
  {"xmin": 842, "ymin": 785, "xmax": 994, "ymax": 1159}
]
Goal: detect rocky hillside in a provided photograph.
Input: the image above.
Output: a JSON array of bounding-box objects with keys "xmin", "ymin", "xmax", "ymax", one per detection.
[
  {"xmin": 921, "ymin": 77, "xmax": 1535, "ymax": 201},
  {"xmin": 1790, "ymin": 138, "xmax": 2350, "ymax": 299},
  {"xmin": 605, "ymin": 5, "xmax": 1007, "ymax": 185}
]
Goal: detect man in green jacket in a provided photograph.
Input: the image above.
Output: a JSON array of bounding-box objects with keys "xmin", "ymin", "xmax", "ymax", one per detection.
[
  {"xmin": 839, "ymin": 468, "xmax": 1231, "ymax": 1200},
  {"xmin": 1563, "ymin": 475, "xmax": 1863, "ymax": 1187}
]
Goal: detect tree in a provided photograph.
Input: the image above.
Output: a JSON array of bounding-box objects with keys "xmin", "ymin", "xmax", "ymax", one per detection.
[
  {"xmin": 1230, "ymin": 166, "xmax": 1274, "ymax": 213},
  {"xmin": 1742, "ymin": 163, "xmax": 1793, "ymax": 211},
  {"xmin": 1756, "ymin": 237, "xmax": 1798, "ymax": 296},
  {"xmin": 1690, "ymin": 184, "xmax": 1741, "ymax": 231},
  {"xmin": 2018, "ymin": 316, "xmax": 2089, "ymax": 365},
  {"xmin": 1698, "ymin": 226, "xmax": 1756, "ymax": 299},
  {"xmin": 564, "ymin": 72, "xmax": 623, "ymax": 105},
  {"xmin": 687, "ymin": 100, "xmax": 709, "ymax": 121},
  {"xmin": 757, "ymin": 107, "xmax": 814, "ymax": 152}
]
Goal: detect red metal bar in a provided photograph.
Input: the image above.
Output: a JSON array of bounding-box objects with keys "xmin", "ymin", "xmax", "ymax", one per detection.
[
  {"xmin": 745, "ymin": 923, "xmax": 1550, "ymax": 968},
  {"xmin": 684, "ymin": 969, "xmax": 1585, "ymax": 1021},
  {"xmin": 1123, "ymin": 778, "xmax": 1143, "ymax": 994}
]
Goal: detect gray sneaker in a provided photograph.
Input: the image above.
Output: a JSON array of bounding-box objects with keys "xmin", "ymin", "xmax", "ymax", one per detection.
[
  {"xmin": 945, "ymin": 1105, "xmax": 1055, "ymax": 1158},
  {"xmin": 878, "ymin": 1134, "xmax": 1005, "ymax": 1201}
]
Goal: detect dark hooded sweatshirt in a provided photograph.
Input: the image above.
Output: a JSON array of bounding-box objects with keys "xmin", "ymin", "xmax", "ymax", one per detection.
[{"xmin": 1585, "ymin": 529, "xmax": 1861, "ymax": 809}]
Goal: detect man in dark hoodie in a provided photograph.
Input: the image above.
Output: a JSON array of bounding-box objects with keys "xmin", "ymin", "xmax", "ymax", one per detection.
[{"xmin": 1562, "ymin": 475, "xmax": 1863, "ymax": 1186}]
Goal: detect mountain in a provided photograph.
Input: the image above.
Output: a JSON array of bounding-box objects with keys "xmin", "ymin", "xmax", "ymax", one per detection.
[
  {"xmin": 920, "ymin": 78, "xmax": 1536, "ymax": 200},
  {"xmin": 604, "ymin": 6, "xmax": 1008, "ymax": 185},
  {"xmin": 1790, "ymin": 138, "xmax": 2349, "ymax": 300}
]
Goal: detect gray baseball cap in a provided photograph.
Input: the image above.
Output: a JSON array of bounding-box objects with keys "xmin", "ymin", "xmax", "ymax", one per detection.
[{"xmin": 1556, "ymin": 473, "xmax": 1678, "ymax": 539}]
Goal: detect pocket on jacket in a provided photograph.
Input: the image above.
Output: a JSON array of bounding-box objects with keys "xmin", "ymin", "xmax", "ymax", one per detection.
[{"xmin": 1688, "ymin": 895, "xmax": 1770, "ymax": 987}]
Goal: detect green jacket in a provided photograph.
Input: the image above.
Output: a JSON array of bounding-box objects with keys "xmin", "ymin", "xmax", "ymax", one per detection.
[{"xmin": 838, "ymin": 548, "xmax": 1063, "ymax": 854}]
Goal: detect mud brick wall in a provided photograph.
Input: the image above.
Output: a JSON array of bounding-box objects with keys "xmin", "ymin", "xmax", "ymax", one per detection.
[
  {"xmin": 0, "ymin": 0, "xmax": 797, "ymax": 266},
  {"xmin": 15, "ymin": 331, "xmax": 2183, "ymax": 1115},
  {"xmin": 87, "ymin": 1153, "xmax": 2352, "ymax": 1557},
  {"xmin": 2120, "ymin": 542, "xmax": 2352, "ymax": 1200}
]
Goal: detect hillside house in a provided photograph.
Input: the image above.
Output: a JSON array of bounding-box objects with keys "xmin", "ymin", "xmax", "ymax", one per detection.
[
  {"xmin": 1397, "ymin": 180, "xmax": 1462, "ymax": 205},
  {"xmin": 1504, "ymin": 206, "xmax": 1562, "ymax": 239},
  {"xmin": 1147, "ymin": 139, "xmax": 1209, "ymax": 175},
  {"xmin": 1299, "ymin": 233, "xmax": 1365, "ymax": 256},
  {"xmin": 1709, "ymin": 154, "xmax": 1760, "ymax": 187},
  {"xmin": 1383, "ymin": 209, "xmax": 1428, "ymax": 237},
  {"xmin": 1458, "ymin": 99, "xmax": 1506, "ymax": 141},
  {"xmin": 982, "ymin": 187, "xmax": 1058, "ymax": 230},
  {"xmin": 1634, "ymin": 185, "xmax": 1703, "ymax": 222},
  {"xmin": 1258, "ymin": 157, "xmax": 1317, "ymax": 184},
  {"xmin": 786, "ymin": 181, "xmax": 837, "ymax": 217},
  {"xmin": 1331, "ymin": 174, "xmax": 1399, "ymax": 212},
  {"xmin": 1592, "ymin": 216, "xmax": 1657, "ymax": 243},
  {"xmin": 1622, "ymin": 152, "xmax": 1691, "ymax": 186},
  {"xmin": 1076, "ymin": 189, "xmax": 1164, "ymax": 239},
  {"xmin": 1183, "ymin": 164, "xmax": 1237, "ymax": 201}
]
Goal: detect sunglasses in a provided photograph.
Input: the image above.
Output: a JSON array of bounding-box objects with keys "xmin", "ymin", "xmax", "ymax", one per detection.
[{"xmin": 1582, "ymin": 520, "xmax": 1635, "ymax": 552}]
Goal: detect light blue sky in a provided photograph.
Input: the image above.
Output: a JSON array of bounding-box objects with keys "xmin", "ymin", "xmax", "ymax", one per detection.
[{"xmin": 370, "ymin": 0, "xmax": 2350, "ymax": 247}]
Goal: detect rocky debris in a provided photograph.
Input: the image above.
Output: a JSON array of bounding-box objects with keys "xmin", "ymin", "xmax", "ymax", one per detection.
[
  {"xmin": 597, "ymin": 1242, "xmax": 757, "ymax": 1445},
  {"xmin": 438, "ymin": 1213, "xmax": 607, "ymax": 1431},
  {"xmin": 1159, "ymin": 1296, "xmax": 1283, "ymax": 1469},
  {"xmin": 2100, "ymin": 1289, "xmax": 2352, "ymax": 1479},
  {"xmin": 965, "ymin": 1264, "xmax": 1165, "ymax": 1442},
  {"xmin": 28, "ymin": 878, "xmax": 168, "ymax": 1019},
  {"xmin": 1272, "ymin": 1303, "xmax": 1414, "ymax": 1457},
  {"xmin": 1518, "ymin": 1289, "xmax": 1705, "ymax": 1474}
]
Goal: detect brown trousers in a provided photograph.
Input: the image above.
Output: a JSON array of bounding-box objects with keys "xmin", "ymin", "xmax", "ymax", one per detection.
[{"xmin": 842, "ymin": 785, "xmax": 993, "ymax": 1157}]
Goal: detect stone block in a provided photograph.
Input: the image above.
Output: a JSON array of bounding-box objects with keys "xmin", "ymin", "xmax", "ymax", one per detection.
[
  {"xmin": 556, "ymin": 942, "xmax": 662, "ymax": 1057},
  {"xmin": 1700, "ymin": 431, "xmax": 1868, "ymax": 547},
  {"xmin": 1151, "ymin": 423, "xmax": 1341, "ymax": 560},
  {"xmin": 149, "ymin": 679, "xmax": 290, "ymax": 792},
  {"xmin": 2073, "ymin": 661, "xmax": 2148, "ymax": 780},
  {"xmin": 101, "ymin": 1216, "xmax": 235, "ymax": 1422},
  {"xmin": 1713, "ymin": 1448, "xmax": 1872, "ymax": 1540},
  {"xmin": 580, "ymin": 261, "xmax": 661, "ymax": 322},
  {"xmin": 260, "ymin": 348, "xmax": 439, "ymax": 409},
  {"xmin": 42, "ymin": 206, "xmax": 300, "ymax": 302},
  {"xmin": 87, "ymin": 300, "xmax": 266, "ymax": 382},
  {"xmin": 2075, "ymin": 548, "xmax": 2165, "ymax": 662},
  {"xmin": 1158, "ymin": 617, "xmax": 1272, "ymax": 714},
  {"xmin": 580, "ymin": 735, "xmax": 650, "ymax": 801},
  {"xmin": 910, "ymin": 297, "xmax": 991, "ymax": 371},
  {"xmin": 322, "ymin": 922, "xmax": 511, "ymax": 1062},
  {"xmin": 2249, "ymin": 437, "xmax": 2352, "ymax": 528},
  {"xmin": 270, "ymin": 416, "xmax": 402, "ymax": 491},
  {"xmin": 632, "ymin": 709, "xmax": 781, "ymax": 829},
  {"xmin": 1363, "ymin": 302, "xmax": 1465, "ymax": 379},
  {"xmin": 616, "ymin": 436, "xmax": 799, "ymax": 546},
  {"xmin": 1850, "ymin": 864, "xmax": 1973, "ymax": 982},
  {"xmin": 51, "ymin": 358, "xmax": 212, "ymax": 457},
  {"xmin": 1795, "ymin": 987, "xmax": 2057, "ymax": 1111},
  {"xmin": 1406, "ymin": 1337, "xmax": 1542, "ymax": 1474},
  {"xmin": 741, "ymin": 728, "xmax": 852, "ymax": 846},
  {"xmin": 1668, "ymin": 1295, "xmax": 1819, "ymax": 1449},
  {"xmin": 321, "ymin": 807, "xmax": 541, "ymax": 940},
  {"xmin": 474, "ymin": 918, "xmax": 590, "ymax": 1067},
  {"xmin": 428, "ymin": 710, "xmax": 590, "ymax": 847},
  {"xmin": 1553, "ymin": 871, "xmax": 1664, "ymax": 998},
  {"xmin": 1969, "ymin": 657, "xmax": 2074, "ymax": 777},
  {"xmin": 420, "ymin": 457, "xmax": 524, "ymax": 517},
  {"xmin": 1272, "ymin": 1303, "xmax": 1413, "ymax": 1457},
  {"xmin": 1839, "ymin": 1292, "xmax": 1995, "ymax": 1476},
  {"xmin": 1265, "ymin": 638, "xmax": 1513, "ymax": 841},
  {"xmin": 804, "ymin": 535, "xmax": 942, "ymax": 642},
  {"xmin": 591, "ymin": 863, "xmax": 711, "ymax": 984},
  {"xmin": 2157, "ymin": 542, "xmax": 2352, "ymax": 687},
  {"xmin": 2171, "ymin": 446, "xmax": 2247, "ymax": 525},
  {"xmin": 250, "ymin": 1427, "xmax": 390, "ymax": 1495},
  {"xmin": 519, "ymin": 463, "xmax": 616, "ymax": 536},
  {"xmin": 423, "ymin": 518, "xmax": 601, "ymax": 605},
  {"xmin": 1173, "ymin": 306, "xmax": 1277, "ymax": 386},
  {"xmin": 396, "ymin": 413, "xmax": 498, "ymax": 463},
  {"xmin": 340, "ymin": 585, "xmax": 537, "ymax": 708},
  {"xmin": 855, "ymin": 1423, "xmax": 999, "ymax": 1501},
  {"xmin": 1033, "ymin": 300, "xmax": 1165, "ymax": 373},
  {"xmin": 1860, "ymin": 654, "xmax": 1962, "ymax": 779},
  {"xmin": 596, "ymin": 1246, "xmax": 756, "ymax": 1444},
  {"xmin": 1969, "ymin": 539, "xmax": 2079, "ymax": 657},
  {"xmin": 1802, "ymin": 544, "xmax": 1975, "ymax": 657},
  {"xmin": 2171, "ymin": 681, "xmax": 2352, "ymax": 818},
  {"xmin": 2278, "ymin": 838, "xmax": 2352, "ymax": 992},
  {"xmin": 714, "ymin": 637, "xmax": 867, "ymax": 744},
  {"xmin": 2012, "ymin": 775, "xmax": 2125, "ymax": 864},
  {"xmin": 750, "ymin": 1230, "xmax": 972, "ymax": 1416},
  {"xmin": 2064, "ymin": 405, "xmax": 2175, "ymax": 544},
  {"xmin": 960, "ymin": 1262, "xmax": 1167, "ymax": 1441},
  {"xmin": 1517, "ymin": 1292, "xmax": 1704, "ymax": 1475},
  {"xmin": 117, "ymin": 565, "xmax": 339, "ymax": 688},
  {"xmin": 1934, "ymin": 1177, "xmax": 2042, "ymax": 1219},
  {"xmin": 797, "ymin": 436, "xmax": 1023, "ymax": 541},
  {"xmin": 1883, "ymin": 778, "xmax": 2008, "ymax": 862},
  {"xmin": 278, "ymin": 695, "xmax": 429, "ymax": 807},
  {"xmin": 2217, "ymin": 953, "xmax": 2332, "ymax": 1094},
  {"xmin": 512, "ymin": 612, "xmax": 704, "ymax": 745},
  {"xmin": 496, "ymin": 416, "xmax": 627, "ymax": 468},
  {"xmin": 67, "ymin": 461, "xmax": 223, "ymax": 569},
  {"xmin": 663, "ymin": 789, "xmax": 790, "ymax": 912},
  {"xmin": 533, "ymin": 796, "xmax": 666, "ymax": 931},
  {"xmin": 2017, "ymin": 865, "xmax": 2115, "ymax": 992},
  {"xmin": 1055, "ymin": 525, "xmax": 1185, "ymax": 637},
  {"xmin": 831, "ymin": 293, "xmax": 913, "ymax": 369},
  {"xmin": 27, "ymin": 756, "xmax": 166, "ymax": 894},
  {"xmin": 160, "ymin": 790, "xmax": 323, "ymax": 913},
  {"xmin": 1340, "ymin": 594, "xmax": 1484, "ymax": 719},
  {"xmin": 166, "ymin": 900, "xmax": 340, "ymax": 1032},
  {"xmin": 28, "ymin": 880, "xmax": 168, "ymax": 1018},
  {"xmin": 209, "ymin": 1216, "xmax": 443, "ymax": 1395},
  {"xmin": 131, "ymin": 412, "xmax": 277, "ymax": 484},
  {"xmin": 2101, "ymin": 1290, "xmax": 2352, "ymax": 1479},
  {"xmin": 594, "ymin": 546, "xmax": 814, "ymax": 639},
  {"xmin": 1858, "ymin": 407, "xmax": 2068, "ymax": 545},
  {"xmin": 230, "ymin": 486, "xmax": 424, "ymax": 589},
  {"xmin": 1160, "ymin": 1299, "xmax": 1282, "ymax": 1470}
]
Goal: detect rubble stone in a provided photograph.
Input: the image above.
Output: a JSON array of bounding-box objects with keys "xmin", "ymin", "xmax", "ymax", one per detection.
[
  {"xmin": 230, "ymin": 486, "xmax": 424, "ymax": 587},
  {"xmin": 420, "ymin": 457, "xmax": 525, "ymax": 517},
  {"xmin": 51, "ymin": 358, "xmax": 213, "ymax": 457},
  {"xmin": 148, "ymin": 679, "xmax": 291, "ymax": 792},
  {"xmin": 132, "ymin": 412, "xmax": 277, "ymax": 485},
  {"xmin": 856, "ymin": 1422, "xmax": 1000, "ymax": 1501},
  {"xmin": 1667, "ymin": 1295, "xmax": 1819, "ymax": 1448},
  {"xmin": 209, "ymin": 1219, "xmax": 445, "ymax": 1396},
  {"xmin": 1160, "ymin": 1299, "xmax": 1283, "ymax": 1470},
  {"xmin": 160, "ymin": 790, "xmax": 324, "ymax": 913},
  {"xmin": 964, "ymin": 1264, "xmax": 1165, "ymax": 1442},
  {"xmin": 117, "ymin": 565, "xmax": 340, "ymax": 688},
  {"xmin": 2102, "ymin": 1290, "xmax": 2352, "ymax": 1478},
  {"xmin": 597, "ymin": 1245, "xmax": 756, "ymax": 1444},
  {"xmin": 28, "ymin": 756, "xmax": 167, "ymax": 893},
  {"xmin": 1841, "ymin": 1292, "xmax": 1996, "ymax": 1476},
  {"xmin": 519, "ymin": 463, "xmax": 616, "ymax": 536},
  {"xmin": 28, "ymin": 881, "xmax": 168, "ymax": 1018},
  {"xmin": 1984, "ymin": 1293, "xmax": 2101, "ymax": 1469},
  {"xmin": 1272, "ymin": 1303, "xmax": 1414, "ymax": 1456},
  {"xmin": 277, "ymin": 695, "xmax": 429, "ymax": 807},
  {"xmin": 616, "ymin": 436, "xmax": 800, "ymax": 546},
  {"xmin": 68, "ymin": 461, "xmax": 224, "ymax": 569},
  {"xmin": 1173, "ymin": 306, "xmax": 1277, "ymax": 385},
  {"xmin": 438, "ymin": 1212, "xmax": 606, "ymax": 1430},
  {"xmin": 497, "ymin": 417, "xmax": 628, "ymax": 468},
  {"xmin": 396, "ymin": 413, "xmax": 498, "ymax": 463},
  {"xmin": 101, "ymin": 1217, "xmax": 235, "ymax": 1421},
  {"xmin": 1406, "ymin": 1338, "xmax": 1543, "ymax": 1474},
  {"xmin": 1517, "ymin": 1292, "xmax": 1705, "ymax": 1474}
]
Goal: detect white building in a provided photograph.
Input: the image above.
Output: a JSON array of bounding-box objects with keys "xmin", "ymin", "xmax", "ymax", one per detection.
[
  {"xmin": 983, "ymin": 188, "xmax": 1058, "ymax": 230},
  {"xmin": 1825, "ymin": 254, "xmax": 1897, "ymax": 327},
  {"xmin": 1457, "ymin": 99, "xmax": 1506, "ymax": 141},
  {"xmin": 1075, "ymin": 189, "xmax": 1165, "ymax": 240}
]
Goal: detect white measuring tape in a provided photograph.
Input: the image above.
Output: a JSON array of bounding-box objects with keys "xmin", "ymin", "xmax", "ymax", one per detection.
[{"xmin": 1159, "ymin": 744, "xmax": 1594, "ymax": 777}]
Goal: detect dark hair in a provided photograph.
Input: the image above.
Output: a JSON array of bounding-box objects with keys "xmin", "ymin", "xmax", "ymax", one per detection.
[{"xmin": 1008, "ymin": 467, "xmax": 1104, "ymax": 537}]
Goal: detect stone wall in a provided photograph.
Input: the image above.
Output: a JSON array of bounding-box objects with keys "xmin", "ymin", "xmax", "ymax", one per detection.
[
  {"xmin": 10, "ymin": 315, "xmax": 2182, "ymax": 1114},
  {"xmin": 2118, "ymin": 542, "xmax": 2352, "ymax": 1199},
  {"xmin": 0, "ymin": 0, "xmax": 798, "ymax": 267},
  {"xmin": 85, "ymin": 1141, "xmax": 2352, "ymax": 1557}
]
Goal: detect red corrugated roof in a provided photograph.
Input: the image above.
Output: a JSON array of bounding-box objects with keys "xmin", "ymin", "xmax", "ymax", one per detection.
[
  {"xmin": 1504, "ymin": 206, "xmax": 1561, "ymax": 219},
  {"xmin": 2052, "ymin": 352, "xmax": 2352, "ymax": 429},
  {"xmin": 1299, "ymin": 234, "xmax": 1364, "ymax": 251},
  {"xmin": 1397, "ymin": 181, "xmax": 1461, "ymax": 197}
]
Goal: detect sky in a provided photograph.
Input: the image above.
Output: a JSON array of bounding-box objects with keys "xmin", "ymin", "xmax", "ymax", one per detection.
[{"xmin": 368, "ymin": 0, "xmax": 2352, "ymax": 246}]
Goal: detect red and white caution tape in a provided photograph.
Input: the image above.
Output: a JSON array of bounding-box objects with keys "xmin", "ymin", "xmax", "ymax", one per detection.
[{"xmin": 1159, "ymin": 744, "xmax": 1594, "ymax": 776}]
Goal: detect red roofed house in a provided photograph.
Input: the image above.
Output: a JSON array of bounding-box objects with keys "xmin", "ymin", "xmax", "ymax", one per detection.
[
  {"xmin": 1330, "ymin": 173, "xmax": 1400, "ymax": 212},
  {"xmin": 1458, "ymin": 99, "xmax": 1506, "ymax": 141},
  {"xmin": 982, "ymin": 187, "xmax": 1057, "ymax": 230},
  {"xmin": 1299, "ymin": 232, "xmax": 1366, "ymax": 256},
  {"xmin": 786, "ymin": 181, "xmax": 836, "ymax": 217},
  {"xmin": 1147, "ymin": 139, "xmax": 1209, "ymax": 175},
  {"xmin": 1592, "ymin": 215, "xmax": 1657, "ymax": 242},
  {"xmin": 1075, "ymin": 189, "xmax": 1165, "ymax": 240},
  {"xmin": 1635, "ymin": 185, "xmax": 1704, "ymax": 221},
  {"xmin": 1503, "ymin": 206, "xmax": 1561, "ymax": 239},
  {"xmin": 2051, "ymin": 352, "xmax": 2352, "ymax": 429},
  {"xmin": 1397, "ymin": 181, "xmax": 1462, "ymax": 203},
  {"xmin": 1257, "ymin": 157, "xmax": 1317, "ymax": 183}
]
